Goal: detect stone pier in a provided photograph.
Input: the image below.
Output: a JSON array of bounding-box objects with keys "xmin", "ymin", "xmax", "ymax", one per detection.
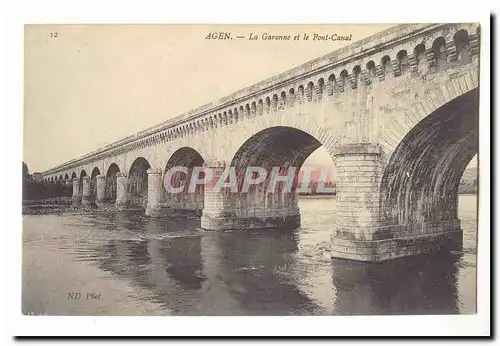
[
  {"xmin": 81, "ymin": 176, "xmax": 93, "ymax": 206},
  {"xmin": 115, "ymin": 173, "xmax": 129, "ymax": 210},
  {"xmin": 145, "ymin": 168, "xmax": 164, "ymax": 217},
  {"xmin": 201, "ymin": 161, "xmax": 301, "ymax": 230},
  {"xmin": 200, "ymin": 161, "xmax": 228, "ymax": 230},
  {"xmin": 330, "ymin": 143, "xmax": 464, "ymax": 262},
  {"xmin": 71, "ymin": 178, "xmax": 81, "ymax": 206},
  {"xmin": 95, "ymin": 175, "xmax": 106, "ymax": 206}
]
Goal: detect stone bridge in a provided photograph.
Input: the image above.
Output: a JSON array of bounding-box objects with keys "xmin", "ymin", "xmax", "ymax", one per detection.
[{"xmin": 42, "ymin": 23, "xmax": 480, "ymax": 262}]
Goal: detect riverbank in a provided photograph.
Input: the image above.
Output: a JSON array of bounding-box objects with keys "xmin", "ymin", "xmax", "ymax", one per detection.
[
  {"xmin": 22, "ymin": 204, "xmax": 119, "ymax": 215},
  {"xmin": 22, "ymin": 202, "xmax": 200, "ymax": 218}
]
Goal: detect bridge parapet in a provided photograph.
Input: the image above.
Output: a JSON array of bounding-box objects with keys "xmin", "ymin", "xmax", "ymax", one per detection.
[{"xmin": 42, "ymin": 23, "xmax": 479, "ymax": 178}]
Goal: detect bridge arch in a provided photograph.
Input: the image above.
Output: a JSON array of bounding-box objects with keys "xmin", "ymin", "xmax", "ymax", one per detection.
[
  {"xmin": 223, "ymin": 114, "xmax": 338, "ymax": 165},
  {"xmin": 91, "ymin": 167, "xmax": 100, "ymax": 178},
  {"xmin": 219, "ymin": 124, "xmax": 336, "ymax": 229},
  {"xmin": 128, "ymin": 157, "xmax": 151, "ymax": 208},
  {"xmin": 163, "ymin": 147, "xmax": 205, "ymax": 212},
  {"xmin": 230, "ymin": 126, "xmax": 323, "ymax": 174},
  {"xmin": 379, "ymin": 88, "xmax": 478, "ymax": 235},
  {"xmin": 105, "ymin": 163, "xmax": 120, "ymax": 202},
  {"xmin": 79, "ymin": 170, "xmax": 87, "ymax": 192},
  {"xmin": 90, "ymin": 167, "xmax": 101, "ymax": 199}
]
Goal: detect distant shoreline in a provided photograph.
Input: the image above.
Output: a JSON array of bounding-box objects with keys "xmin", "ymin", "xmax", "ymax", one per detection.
[
  {"xmin": 298, "ymin": 195, "xmax": 336, "ymax": 199},
  {"xmin": 297, "ymin": 193, "xmax": 477, "ymax": 199}
]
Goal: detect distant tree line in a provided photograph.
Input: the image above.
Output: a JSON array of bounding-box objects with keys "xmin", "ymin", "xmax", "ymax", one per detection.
[
  {"xmin": 22, "ymin": 162, "xmax": 72, "ymax": 200},
  {"xmin": 458, "ymin": 178, "xmax": 478, "ymax": 194},
  {"xmin": 298, "ymin": 181, "xmax": 336, "ymax": 196}
]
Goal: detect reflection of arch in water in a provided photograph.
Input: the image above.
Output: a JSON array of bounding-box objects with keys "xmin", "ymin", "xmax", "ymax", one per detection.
[
  {"xmin": 159, "ymin": 236, "xmax": 205, "ymax": 290},
  {"xmin": 71, "ymin": 210, "xmax": 328, "ymax": 315},
  {"xmin": 212, "ymin": 228, "xmax": 322, "ymax": 315},
  {"xmin": 330, "ymin": 254, "xmax": 460, "ymax": 315}
]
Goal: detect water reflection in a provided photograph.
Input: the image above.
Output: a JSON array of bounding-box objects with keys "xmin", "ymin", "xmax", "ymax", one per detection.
[
  {"xmin": 28, "ymin": 196, "xmax": 476, "ymax": 315},
  {"xmin": 331, "ymin": 253, "xmax": 459, "ymax": 315}
]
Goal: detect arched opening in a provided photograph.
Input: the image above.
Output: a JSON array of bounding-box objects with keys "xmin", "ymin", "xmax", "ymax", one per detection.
[
  {"xmin": 297, "ymin": 86, "xmax": 304, "ymax": 104},
  {"xmin": 225, "ymin": 126, "xmax": 334, "ymax": 229},
  {"xmin": 264, "ymin": 97, "xmax": 271, "ymax": 114},
  {"xmin": 327, "ymin": 74, "xmax": 336, "ymax": 95},
  {"xmin": 59, "ymin": 173, "xmax": 71, "ymax": 196},
  {"xmin": 339, "ymin": 70, "xmax": 348, "ymax": 90},
  {"xmin": 317, "ymin": 78, "xmax": 325, "ymax": 98},
  {"xmin": 71, "ymin": 172, "xmax": 77, "ymax": 181},
  {"xmin": 306, "ymin": 82, "xmax": 314, "ymax": 102},
  {"xmin": 381, "ymin": 56, "xmax": 391, "ymax": 77},
  {"xmin": 271, "ymin": 95, "xmax": 278, "ymax": 112},
  {"xmin": 105, "ymin": 163, "xmax": 120, "ymax": 203},
  {"xmin": 280, "ymin": 91, "xmax": 287, "ymax": 109},
  {"xmin": 454, "ymin": 29, "xmax": 470, "ymax": 61},
  {"xmin": 432, "ymin": 37, "xmax": 447, "ymax": 66},
  {"xmin": 128, "ymin": 157, "xmax": 151, "ymax": 209},
  {"xmin": 396, "ymin": 50, "xmax": 408, "ymax": 75},
  {"xmin": 380, "ymin": 89, "xmax": 478, "ymax": 246},
  {"xmin": 234, "ymin": 108, "xmax": 239, "ymax": 122},
  {"xmin": 288, "ymin": 88, "xmax": 295, "ymax": 107},
  {"xmin": 91, "ymin": 167, "xmax": 101, "ymax": 200},
  {"xmin": 79, "ymin": 170, "xmax": 87, "ymax": 194},
  {"xmin": 414, "ymin": 43, "xmax": 427, "ymax": 74},
  {"xmin": 245, "ymin": 104, "xmax": 251, "ymax": 119},
  {"xmin": 366, "ymin": 61, "xmax": 376, "ymax": 79},
  {"xmin": 163, "ymin": 147, "xmax": 205, "ymax": 213}
]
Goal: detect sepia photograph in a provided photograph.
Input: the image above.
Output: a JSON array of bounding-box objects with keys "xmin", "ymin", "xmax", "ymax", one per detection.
[{"xmin": 9, "ymin": 8, "xmax": 491, "ymax": 336}]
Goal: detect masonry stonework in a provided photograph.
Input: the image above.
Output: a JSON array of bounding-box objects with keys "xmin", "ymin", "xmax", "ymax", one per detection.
[{"xmin": 42, "ymin": 23, "xmax": 480, "ymax": 262}]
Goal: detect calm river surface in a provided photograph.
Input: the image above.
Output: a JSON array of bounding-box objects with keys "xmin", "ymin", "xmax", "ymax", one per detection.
[{"xmin": 22, "ymin": 195, "xmax": 477, "ymax": 315}]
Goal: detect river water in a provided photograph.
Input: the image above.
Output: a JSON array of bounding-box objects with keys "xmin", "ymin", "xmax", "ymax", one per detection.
[{"xmin": 22, "ymin": 195, "xmax": 477, "ymax": 316}]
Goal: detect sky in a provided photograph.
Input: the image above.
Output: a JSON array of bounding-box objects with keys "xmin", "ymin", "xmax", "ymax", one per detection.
[{"xmin": 23, "ymin": 24, "xmax": 477, "ymax": 173}]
